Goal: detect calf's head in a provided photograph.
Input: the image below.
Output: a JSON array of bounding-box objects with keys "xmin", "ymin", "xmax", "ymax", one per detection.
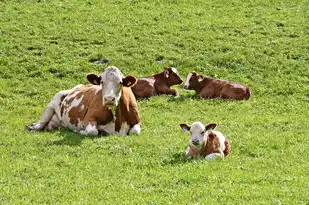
[
  {"xmin": 87, "ymin": 66, "xmax": 137, "ymax": 107},
  {"xmin": 180, "ymin": 122, "xmax": 217, "ymax": 148},
  {"xmin": 183, "ymin": 72, "xmax": 203, "ymax": 90},
  {"xmin": 163, "ymin": 67, "xmax": 183, "ymax": 86}
]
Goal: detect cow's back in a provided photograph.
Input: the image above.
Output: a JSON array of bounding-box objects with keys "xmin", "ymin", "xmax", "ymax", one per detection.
[{"xmin": 131, "ymin": 78, "xmax": 156, "ymax": 98}]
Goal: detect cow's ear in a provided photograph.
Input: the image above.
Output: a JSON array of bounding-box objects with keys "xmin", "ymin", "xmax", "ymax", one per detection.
[
  {"xmin": 180, "ymin": 123, "xmax": 190, "ymax": 132},
  {"xmin": 205, "ymin": 123, "xmax": 217, "ymax": 131},
  {"xmin": 87, "ymin": 74, "xmax": 101, "ymax": 85},
  {"xmin": 122, "ymin": 75, "xmax": 137, "ymax": 87},
  {"xmin": 164, "ymin": 69, "xmax": 169, "ymax": 78}
]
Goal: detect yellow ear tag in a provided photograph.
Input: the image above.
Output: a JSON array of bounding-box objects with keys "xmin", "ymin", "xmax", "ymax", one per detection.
[{"xmin": 127, "ymin": 82, "xmax": 132, "ymax": 86}]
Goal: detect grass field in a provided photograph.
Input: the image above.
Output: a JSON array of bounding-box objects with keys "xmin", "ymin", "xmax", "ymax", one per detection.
[{"xmin": 1, "ymin": 0, "xmax": 309, "ymax": 204}]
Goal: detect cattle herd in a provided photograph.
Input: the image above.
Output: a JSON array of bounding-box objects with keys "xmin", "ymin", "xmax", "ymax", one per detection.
[{"xmin": 28, "ymin": 66, "xmax": 251, "ymax": 160}]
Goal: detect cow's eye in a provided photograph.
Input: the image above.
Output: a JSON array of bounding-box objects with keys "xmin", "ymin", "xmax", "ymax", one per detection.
[
  {"xmin": 201, "ymin": 131, "xmax": 205, "ymax": 135},
  {"xmin": 119, "ymin": 81, "xmax": 123, "ymax": 85}
]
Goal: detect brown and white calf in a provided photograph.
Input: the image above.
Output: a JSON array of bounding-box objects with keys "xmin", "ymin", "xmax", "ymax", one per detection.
[
  {"xmin": 180, "ymin": 122, "xmax": 231, "ymax": 160},
  {"xmin": 28, "ymin": 66, "xmax": 141, "ymax": 136},
  {"xmin": 183, "ymin": 72, "xmax": 251, "ymax": 100},
  {"xmin": 131, "ymin": 67, "xmax": 183, "ymax": 98}
]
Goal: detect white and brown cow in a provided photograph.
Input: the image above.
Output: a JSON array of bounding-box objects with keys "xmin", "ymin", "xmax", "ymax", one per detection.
[
  {"xmin": 183, "ymin": 72, "xmax": 251, "ymax": 100},
  {"xmin": 180, "ymin": 122, "xmax": 231, "ymax": 160},
  {"xmin": 28, "ymin": 66, "xmax": 141, "ymax": 136},
  {"xmin": 131, "ymin": 67, "xmax": 183, "ymax": 98}
]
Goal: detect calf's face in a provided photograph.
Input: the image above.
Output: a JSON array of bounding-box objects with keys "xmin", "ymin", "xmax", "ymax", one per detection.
[
  {"xmin": 87, "ymin": 66, "xmax": 137, "ymax": 108},
  {"xmin": 180, "ymin": 122, "xmax": 217, "ymax": 148},
  {"xmin": 164, "ymin": 67, "xmax": 183, "ymax": 85},
  {"xmin": 183, "ymin": 72, "xmax": 203, "ymax": 90}
]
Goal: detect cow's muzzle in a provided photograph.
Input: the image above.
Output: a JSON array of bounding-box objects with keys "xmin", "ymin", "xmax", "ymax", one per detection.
[{"xmin": 104, "ymin": 96, "xmax": 117, "ymax": 106}]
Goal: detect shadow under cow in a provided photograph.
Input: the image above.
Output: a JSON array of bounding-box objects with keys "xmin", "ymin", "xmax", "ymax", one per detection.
[{"xmin": 46, "ymin": 129, "xmax": 107, "ymax": 146}]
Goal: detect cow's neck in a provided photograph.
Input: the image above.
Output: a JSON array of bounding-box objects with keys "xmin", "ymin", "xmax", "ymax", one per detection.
[
  {"xmin": 152, "ymin": 72, "xmax": 171, "ymax": 86},
  {"xmin": 195, "ymin": 76, "xmax": 210, "ymax": 94}
]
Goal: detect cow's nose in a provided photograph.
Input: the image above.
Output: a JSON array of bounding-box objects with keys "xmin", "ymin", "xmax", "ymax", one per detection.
[
  {"xmin": 104, "ymin": 96, "xmax": 115, "ymax": 103},
  {"xmin": 183, "ymin": 85, "xmax": 188, "ymax": 89}
]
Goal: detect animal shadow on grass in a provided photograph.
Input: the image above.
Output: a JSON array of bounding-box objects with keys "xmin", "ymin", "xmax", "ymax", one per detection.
[{"xmin": 46, "ymin": 129, "xmax": 108, "ymax": 146}]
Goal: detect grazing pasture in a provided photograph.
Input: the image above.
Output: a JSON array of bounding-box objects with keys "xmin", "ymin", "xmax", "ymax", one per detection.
[{"xmin": 0, "ymin": 0, "xmax": 309, "ymax": 204}]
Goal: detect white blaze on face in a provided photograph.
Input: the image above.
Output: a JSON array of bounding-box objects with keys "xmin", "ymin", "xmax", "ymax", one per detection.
[
  {"xmin": 189, "ymin": 122, "xmax": 206, "ymax": 147},
  {"xmin": 100, "ymin": 66, "xmax": 124, "ymax": 107},
  {"xmin": 184, "ymin": 72, "xmax": 193, "ymax": 88},
  {"xmin": 171, "ymin": 67, "xmax": 178, "ymax": 74}
]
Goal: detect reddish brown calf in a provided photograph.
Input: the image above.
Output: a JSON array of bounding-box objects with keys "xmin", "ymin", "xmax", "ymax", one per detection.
[
  {"xmin": 131, "ymin": 67, "xmax": 183, "ymax": 98},
  {"xmin": 183, "ymin": 72, "xmax": 251, "ymax": 100},
  {"xmin": 180, "ymin": 122, "xmax": 231, "ymax": 160}
]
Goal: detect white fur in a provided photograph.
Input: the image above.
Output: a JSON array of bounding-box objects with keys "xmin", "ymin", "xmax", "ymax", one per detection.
[
  {"xmin": 80, "ymin": 123, "xmax": 98, "ymax": 136},
  {"xmin": 171, "ymin": 67, "xmax": 178, "ymax": 74},
  {"xmin": 185, "ymin": 146, "xmax": 190, "ymax": 155},
  {"xmin": 184, "ymin": 73, "xmax": 193, "ymax": 88},
  {"xmin": 205, "ymin": 153, "xmax": 222, "ymax": 160},
  {"xmin": 189, "ymin": 122, "xmax": 207, "ymax": 146},
  {"xmin": 129, "ymin": 124, "xmax": 141, "ymax": 135},
  {"xmin": 101, "ymin": 66, "xmax": 124, "ymax": 107}
]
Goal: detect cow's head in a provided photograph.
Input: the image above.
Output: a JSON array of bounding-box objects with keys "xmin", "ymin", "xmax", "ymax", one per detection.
[
  {"xmin": 163, "ymin": 67, "xmax": 183, "ymax": 86},
  {"xmin": 87, "ymin": 66, "xmax": 137, "ymax": 108},
  {"xmin": 183, "ymin": 72, "xmax": 204, "ymax": 90},
  {"xmin": 180, "ymin": 122, "xmax": 217, "ymax": 148}
]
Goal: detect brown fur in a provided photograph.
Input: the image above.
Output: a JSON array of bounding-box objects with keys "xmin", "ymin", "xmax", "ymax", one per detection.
[
  {"xmin": 186, "ymin": 72, "xmax": 250, "ymax": 100},
  {"xmin": 131, "ymin": 67, "xmax": 183, "ymax": 98}
]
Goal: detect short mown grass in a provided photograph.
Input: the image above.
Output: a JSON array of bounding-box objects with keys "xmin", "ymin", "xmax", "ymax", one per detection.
[{"xmin": 1, "ymin": 0, "xmax": 309, "ymax": 204}]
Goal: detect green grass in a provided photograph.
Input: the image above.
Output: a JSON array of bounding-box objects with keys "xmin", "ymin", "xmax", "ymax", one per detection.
[{"xmin": 1, "ymin": 0, "xmax": 309, "ymax": 204}]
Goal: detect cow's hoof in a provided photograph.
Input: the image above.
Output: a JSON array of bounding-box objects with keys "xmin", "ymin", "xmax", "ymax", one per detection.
[{"xmin": 26, "ymin": 123, "xmax": 40, "ymax": 131}]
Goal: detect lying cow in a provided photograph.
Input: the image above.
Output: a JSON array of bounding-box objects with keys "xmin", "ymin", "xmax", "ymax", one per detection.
[
  {"xmin": 131, "ymin": 67, "xmax": 183, "ymax": 98},
  {"xmin": 28, "ymin": 66, "xmax": 141, "ymax": 136},
  {"xmin": 180, "ymin": 122, "xmax": 231, "ymax": 160},
  {"xmin": 183, "ymin": 72, "xmax": 251, "ymax": 100}
]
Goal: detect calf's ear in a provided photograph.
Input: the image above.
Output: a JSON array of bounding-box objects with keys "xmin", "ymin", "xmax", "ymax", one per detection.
[
  {"xmin": 122, "ymin": 75, "xmax": 137, "ymax": 87},
  {"xmin": 164, "ymin": 69, "xmax": 169, "ymax": 78},
  {"xmin": 180, "ymin": 123, "xmax": 190, "ymax": 132},
  {"xmin": 205, "ymin": 123, "xmax": 217, "ymax": 130},
  {"xmin": 87, "ymin": 74, "xmax": 101, "ymax": 85}
]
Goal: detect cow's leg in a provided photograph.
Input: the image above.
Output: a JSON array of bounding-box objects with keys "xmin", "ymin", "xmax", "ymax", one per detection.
[
  {"xmin": 45, "ymin": 114, "xmax": 61, "ymax": 131},
  {"xmin": 155, "ymin": 83, "xmax": 179, "ymax": 96},
  {"xmin": 98, "ymin": 121, "xmax": 115, "ymax": 135},
  {"xmin": 128, "ymin": 123, "xmax": 141, "ymax": 135},
  {"xmin": 158, "ymin": 87, "xmax": 178, "ymax": 96},
  {"xmin": 205, "ymin": 150, "xmax": 224, "ymax": 160},
  {"xmin": 80, "ymin": 122, "xmax": 99, "ymax": 136},
  {"xmin": 28, "ymin": 90, "xmax": 70, "ymax": 131}
]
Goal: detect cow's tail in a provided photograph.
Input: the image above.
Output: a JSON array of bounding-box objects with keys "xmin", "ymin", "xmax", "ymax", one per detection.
[{"xmin": 223, "ymin": 138, "xmax": 231, "ymax": 157}]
